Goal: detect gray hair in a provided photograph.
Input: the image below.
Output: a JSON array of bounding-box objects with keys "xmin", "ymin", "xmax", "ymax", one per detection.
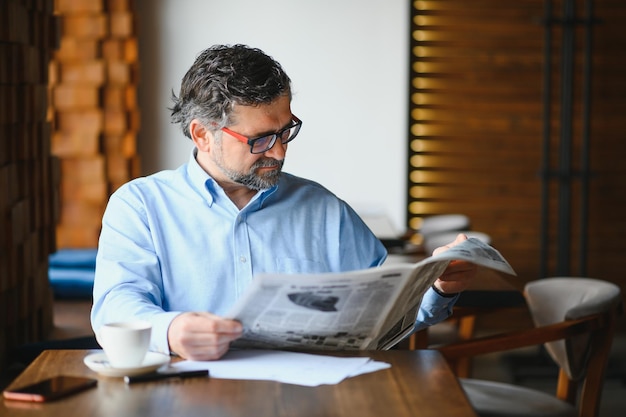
[{"xmin": 170, "ymin": 44, "xmax": 292, "ymax": 139}]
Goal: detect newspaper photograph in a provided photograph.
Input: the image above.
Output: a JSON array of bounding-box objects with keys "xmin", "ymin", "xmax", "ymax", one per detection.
[{"xmin": 227, "ymin": 238, "xmax": 516, "ymax": 351}]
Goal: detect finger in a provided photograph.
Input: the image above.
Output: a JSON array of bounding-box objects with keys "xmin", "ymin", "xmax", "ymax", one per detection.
[
  {"xmin": 185, "ymin": 312, "xmax": 243, "ymax": 335},
  {"xmin": 181, "ymin": 327, "xmax": 241, "ymax": 346},
  {"xmin": 451, "ymin": 233, "xmax": 468, "ymax": 245},
  {"xmin": 168, "ymin": 312, "xmax": 242, "ymax": 359},
  {"xmin": 183, "ymin": 336, "xmax": 233, "ymax": 361},
  {"xmin": 434, "ymin": 279, "xmax": 470, "ymax": 294},
  {"xmin": 432, "ymin": 233, "xmax": 468, "ymax": 255},
  {"xmin": 171, "ymin": 327, "xmax": 238, "ymax": 361}
]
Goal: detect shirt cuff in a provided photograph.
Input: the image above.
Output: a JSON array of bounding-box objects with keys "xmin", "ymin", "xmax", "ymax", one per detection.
[
  {"xmin": 149, "ymin": 311, "xmax": 183, "ymax": 356},
  {"xmin": 430, "ymin": 284, "xmax": 459, "ymax": 298},
  {"xmin": 413, "ymin": 287, "xmax": 460, "ymax": 332}
]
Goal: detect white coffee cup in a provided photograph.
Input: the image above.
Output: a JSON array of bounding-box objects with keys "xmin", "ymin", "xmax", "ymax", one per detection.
[{"xmin": 98, "ymin": 320, "xmax": 152, "ymax": 368}]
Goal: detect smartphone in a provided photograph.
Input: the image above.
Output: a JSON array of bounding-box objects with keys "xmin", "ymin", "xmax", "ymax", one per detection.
[{"xmin": 3, "ymin": 376, "xmax": 97, "ymax": 402}]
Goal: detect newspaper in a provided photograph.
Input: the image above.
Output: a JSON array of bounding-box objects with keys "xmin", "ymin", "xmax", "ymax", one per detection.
[{"xmin": 226, "ymin": 238, "xmax": 516, "ymax": 351}]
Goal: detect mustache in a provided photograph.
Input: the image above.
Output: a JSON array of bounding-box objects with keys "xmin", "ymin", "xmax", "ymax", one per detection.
[{"xmin": 251, "ymin": 158, "xmax": 284, "ymax": 170}]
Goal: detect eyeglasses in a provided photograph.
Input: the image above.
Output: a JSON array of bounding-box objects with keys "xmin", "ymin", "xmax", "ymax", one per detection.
[{"xmin": 221, "ymin": 115, "xmax": 302, "ymax": 154}]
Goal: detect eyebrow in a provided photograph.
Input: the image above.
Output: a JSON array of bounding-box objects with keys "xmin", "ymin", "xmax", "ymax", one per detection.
[{"xmin": 249, "ymin": 118, "xmax": 296, "ymax": 138}]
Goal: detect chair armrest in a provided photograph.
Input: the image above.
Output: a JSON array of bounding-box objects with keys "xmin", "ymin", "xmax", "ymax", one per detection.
[{"xmin": 436, "ymin": 313, "xmax": 604, "ymax": 360}]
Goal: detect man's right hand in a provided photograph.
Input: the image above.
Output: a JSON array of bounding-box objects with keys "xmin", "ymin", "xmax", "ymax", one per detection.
[{"xmin": 167, "ymin": 311, "xmax": 243, "ymax": 360}]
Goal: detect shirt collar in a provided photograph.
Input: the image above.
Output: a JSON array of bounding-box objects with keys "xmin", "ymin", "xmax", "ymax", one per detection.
[
  {"xmin": 186, "ymin": 147, "xmax": 279, "ymax": 209},
  {"xmin": 186, "ymin": 148, "xmax": 216, "ymax": 205}
]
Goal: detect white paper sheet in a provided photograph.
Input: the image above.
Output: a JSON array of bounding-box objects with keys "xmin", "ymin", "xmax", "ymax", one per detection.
[{"xmin": 170, "ymin": 349, "xmax": 390, "ymax": 386}]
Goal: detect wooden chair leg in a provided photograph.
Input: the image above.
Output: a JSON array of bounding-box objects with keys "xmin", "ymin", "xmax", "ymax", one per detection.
[
  {"xmin": 452, "ymin": 315, "xmax": 477, "ymax": 377},
  {"xmin": 411, "ymin": 328, "xmax": 429, "ymax": 349}
]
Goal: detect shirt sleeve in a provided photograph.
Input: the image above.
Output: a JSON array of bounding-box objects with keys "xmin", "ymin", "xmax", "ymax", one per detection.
[
  {"xmin": 413, "ymin": 286, "xmax": 460, "ymax": 332},
  {"xmin": 337, "ymin": 202, "xmax": 388, "ymax": 270},
  {"xmin": 90, "ymin": 184, "xmax": 178, "ymax": 355}
]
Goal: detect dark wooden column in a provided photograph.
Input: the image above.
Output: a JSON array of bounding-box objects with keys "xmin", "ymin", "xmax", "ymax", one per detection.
[{"xmin": 0, "ymin": 0, "xmax": 58, "ymax": 370}]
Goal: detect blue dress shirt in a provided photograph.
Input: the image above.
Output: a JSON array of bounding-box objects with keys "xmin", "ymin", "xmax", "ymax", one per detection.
[{"xmin": 91, "ymin": 150, "xmax": 458, "ymax": 354}]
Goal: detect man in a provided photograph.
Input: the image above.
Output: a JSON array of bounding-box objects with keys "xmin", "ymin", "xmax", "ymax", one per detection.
[{"xmin": 91, "ymin": 44, "xmax": 476, "ymax": 361}]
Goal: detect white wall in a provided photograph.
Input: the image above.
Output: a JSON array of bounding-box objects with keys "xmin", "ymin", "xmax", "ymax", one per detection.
[{"xmin": 136, "ymin": 0, "xmax": 409, "ymax": 233}]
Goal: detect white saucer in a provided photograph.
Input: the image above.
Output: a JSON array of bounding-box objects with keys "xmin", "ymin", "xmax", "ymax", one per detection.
[{"xmin": 84, "ymin": 351, "xmax": 170, "ymax": 377}]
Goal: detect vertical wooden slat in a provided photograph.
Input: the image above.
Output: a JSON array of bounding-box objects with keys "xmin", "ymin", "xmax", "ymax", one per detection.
[{"xmin": 408, "ymin": 0, "xmax": 626, "ymax": 296}]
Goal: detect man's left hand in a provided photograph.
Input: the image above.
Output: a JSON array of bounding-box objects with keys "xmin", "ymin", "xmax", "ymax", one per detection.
[{"xmin": 432, "ymin": 233, "xmax": 478, "ymax": 295}]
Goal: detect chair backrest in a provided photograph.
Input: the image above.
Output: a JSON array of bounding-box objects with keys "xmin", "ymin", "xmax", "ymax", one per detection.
[
  {"xmin": 524, "ymin": 277, "xmax": 623, "ymax": 414},
  {"xmin": 524, "ymin": 277, "xmax": 622, "ymax": 380},
  {"xmin": 435, "ymin": 276, "xmax": 622, "ymax": 416},
  {"xmin": 418, "ymin": 214, "xmax": 470, "ymax": 237}
]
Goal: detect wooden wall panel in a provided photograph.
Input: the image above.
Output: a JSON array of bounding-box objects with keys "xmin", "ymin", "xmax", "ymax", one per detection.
[
  {"xmin": 49, "ymin": 0, "xmax": 140, "ymax": 249},
  {"xmin": 0, "ymin": 0, "xmax": 140, "ymax": 370},
  {"xmin": 0, "ymin": 0, "xmax": 57, "ymax": 371},
  {"xmin": 408, "ymin": 0, "xmax": 626, "ymax": 303}
]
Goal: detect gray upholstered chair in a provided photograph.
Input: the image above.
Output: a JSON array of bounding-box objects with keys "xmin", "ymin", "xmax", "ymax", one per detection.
[
  {"xmin": 437, "ymin": 277, "xmax": 623, "ymax": 417},
  {"xmin": 418, "ymin": 214, "xmax": 471, "ymax": 238}
]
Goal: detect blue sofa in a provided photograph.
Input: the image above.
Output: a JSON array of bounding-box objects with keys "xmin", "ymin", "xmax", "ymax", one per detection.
[{"xmin": 48, "ymin": 248, "xmax": 97, "ymax": 299}]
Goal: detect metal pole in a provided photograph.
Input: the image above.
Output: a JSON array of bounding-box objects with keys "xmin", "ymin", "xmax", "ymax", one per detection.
[
  {"xmin": 540, "ymin": 0, "xmax": 553, "ymax": 278},
  {"xmin": 556, "ymin": 0, "xmax": 576, "ymax": 275},
  {"xmin": 579, "ymin": 0, "xmax": 594, "ymax": 275}
]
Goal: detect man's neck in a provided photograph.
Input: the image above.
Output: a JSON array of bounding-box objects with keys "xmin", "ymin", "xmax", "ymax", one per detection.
[
  {"xmin": 195, "ymin": 148, "xmax": 257, "ymax": 210},
  {"xmin": 220, "ymin": 182, "xmax": 256, "ymax": 210}
]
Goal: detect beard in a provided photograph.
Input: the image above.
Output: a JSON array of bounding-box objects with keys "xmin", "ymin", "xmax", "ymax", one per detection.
[{"xmin": 219, "ymin": 157, "xmax": 284, "ymax": 191}]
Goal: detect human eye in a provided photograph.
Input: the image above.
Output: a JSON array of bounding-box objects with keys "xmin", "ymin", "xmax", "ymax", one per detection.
[
  {"xmin": 250, "ymin": 135, "xmax": 274, "ymax": 152},
  {"xmin": 278, "ymin": 127, "xmax": 292, "ymax": 141}
]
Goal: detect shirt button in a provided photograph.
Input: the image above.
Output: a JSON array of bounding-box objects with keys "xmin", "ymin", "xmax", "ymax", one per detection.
[{"xmin": 239, "ymin": 256, "xmax": 247, "ymax": 263}]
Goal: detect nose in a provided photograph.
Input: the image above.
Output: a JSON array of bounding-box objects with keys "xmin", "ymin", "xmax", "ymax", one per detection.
[{"xmin": 263, "ymin": 138, "xmax": 287, "ymax": 159}]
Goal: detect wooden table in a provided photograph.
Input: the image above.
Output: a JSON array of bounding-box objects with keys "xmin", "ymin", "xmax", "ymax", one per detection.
[{"xmin": 1, "ymin": 349, "xmax": 477, "ymax": 417}]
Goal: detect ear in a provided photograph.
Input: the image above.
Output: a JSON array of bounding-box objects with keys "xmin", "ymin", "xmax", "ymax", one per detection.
[{"xmin": 189, "ymin": 119, "xmax": 214, "ymax": 152}]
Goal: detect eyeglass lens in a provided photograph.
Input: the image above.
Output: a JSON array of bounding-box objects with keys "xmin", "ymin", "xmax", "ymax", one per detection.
[{"xmin": 250, "ymin": 122, "xmax": 301, "ymax": 153}]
